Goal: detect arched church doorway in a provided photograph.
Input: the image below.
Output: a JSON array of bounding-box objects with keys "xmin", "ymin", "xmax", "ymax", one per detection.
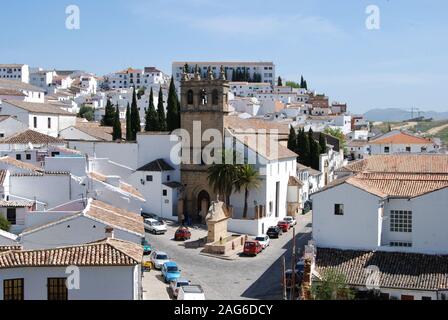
[{"xmin": 196, "ymin": 190, "xmax": 210, "ymax": 223}]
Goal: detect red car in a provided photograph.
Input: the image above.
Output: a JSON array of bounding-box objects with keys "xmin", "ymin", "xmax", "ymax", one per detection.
[
  {"xmin": 175, "ymin": 226, "xmax": 191, "ymax": 241},
  {"xmin": 277, "ymin": 221, "xmax": 290, "ymax": 232},
  {"xmin": 243, "ymin": 240, "xmax": 263, "ymax": 256}
]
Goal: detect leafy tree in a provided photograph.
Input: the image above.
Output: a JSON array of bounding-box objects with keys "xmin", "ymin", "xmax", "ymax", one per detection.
[
  {"xmin": 130, "ymin": 87, "xmax": 141, "ymax": 140},
  {"xmin": 145, "ymin": 87, "xmax": 158, "ymax": 131},
  {"xmin": 101, "ymin": 99, "xmax": 115, "ymax": 126},
  {"xmin": 323, "ymin": 127, "xmax": 347, "ymax": 151},
  {"xmin": 288, "ymin": 127, "xmax": 297, "ymax": 153},
  {"xmin": 137, "ymin": 87, "xmax": 146, "ymax": 99},
  {"xmin": 112, "ymin": 105, "xmax": 122, "ymax": 141},
  {"xmin": 286, "ymin": 81, "xmax": 301, "ymax": 89},
  {"xmin": 318, "ymin": 132, "xmax": 327, "ymax": 154},
  {"xmin": 166, "ymin": 77, "xmax": 180, "ymax": 132},
  {"xmin": 207, "ymin": 150, "xmax": 239, "ymax": 206},
  {"xmin": 125, "ymin": 103, "xmax": 132, "ymax": 141},
  {"xmin": 234, "ymin": 164, "xmax": 261, "ymax": 219},
  {"xmin": 277, "ymin": 76, "xmax": 283, "ymax": 86},
  {"xmin": 311, "ymin": 269, "xmax": 354, "ymax": 300},
  {"xmin": 156, "ymin": 86, "xmax": 167, "ymax": 131},
  {"xmin": 78, "ymin": 104, "xmax": 94, "ymax": 121},
  {"xmin": 0, "ymin": 215, "xmax": 10, "ymax": 231}
]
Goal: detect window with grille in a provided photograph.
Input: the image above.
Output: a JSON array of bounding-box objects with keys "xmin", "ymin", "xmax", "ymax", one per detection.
[
  {"xmin": 3, "ymin": 279, "xmax": 24, "ymax": 300},
  {"xmin": 47, "ymin": 278, "xmax": 68, "ymax": 300},
  {"xmin": 390, "ymin": 210, "xmax": 412, "ymax": 233},
  {"xmin": 390, "ymin": 241, "xmax": 412, "ymax": 248}
]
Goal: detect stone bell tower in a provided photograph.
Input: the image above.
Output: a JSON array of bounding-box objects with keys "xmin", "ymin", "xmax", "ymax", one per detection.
[{"xmin": 179, "ymin": 65, "xmax": 230, "ymax": 222}]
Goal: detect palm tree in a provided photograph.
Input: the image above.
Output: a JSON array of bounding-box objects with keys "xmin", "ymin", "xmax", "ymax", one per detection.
[
  {"xmin": 207, "ymin": 162, "xmax": 237, "ymax": 206},
  {"xmin": 234, "ymin": 164, "xmax": 261, "ymax": 219}
]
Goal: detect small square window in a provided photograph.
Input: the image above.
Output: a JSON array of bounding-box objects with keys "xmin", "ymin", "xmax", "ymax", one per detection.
[
  {"xmin": 26, "ymin": 154, "xmax": 31, "ymax": 160},
  {"xmin": 16, "ymin": 154, "xmax": 21, "ymax": 160},
  {"xmin": 163, "ymin": 190, "xmax": 167, "ymax": 196},
  {"xmin": 167, "ymin": 175, "xmax": 170, "ymax": 181},
  {"xmin": 146, "ymin": 175, "xmax": 153, "ymax": 182},
  {"xmin": 334, "ymin": 204, "xmax": 344, "ymax": 215}
]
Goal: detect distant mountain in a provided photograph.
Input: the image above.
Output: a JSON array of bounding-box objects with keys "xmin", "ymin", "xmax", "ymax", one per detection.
[{"xmin": 364, "ymin": 108, "xmax": 448, "ymax": 122}]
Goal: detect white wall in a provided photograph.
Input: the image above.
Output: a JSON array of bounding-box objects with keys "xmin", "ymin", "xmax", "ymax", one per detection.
[
  {"xmin": 311, "ymin": 183, "xmax": 382, "ymax": 250},
  {"xmin": 0, "ymin": 265, "xmax": 139, "ymax": 300}
]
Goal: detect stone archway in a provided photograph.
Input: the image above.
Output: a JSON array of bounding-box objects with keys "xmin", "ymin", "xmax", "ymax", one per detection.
[{"xmin": 196, "ymin": 190, "xmax": 211, "ymax": 223}]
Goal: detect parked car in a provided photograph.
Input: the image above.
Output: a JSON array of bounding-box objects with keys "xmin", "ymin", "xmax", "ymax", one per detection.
[
  {"xmin": 161, "ymin": 261, "xmax": 181, "ymax": 283},
  {"xmin": 303, "ymin": 200, "xmax": 312, "ymax": 214},
  {"xmin": 175, "ymin": 226, "xmax": 192, "ymax": 241},
  {"xmin": 145, "ymin": 218, "xmax": 167, "ymax": 235},
  {"xmin": 266, "ymin": 226, "xmax": 283, "ymax": 239},
  {"xmin": 284, "ymin": 216, "xmax": 297, "ymax": 227},
  {"xmin": 142, "ymin": 239, "xmax": 152, "ymax": 255},
  {"xmin": 150, "ymin": 251, "xmax": 170, "ymax": 270},
  {"xmin": 284, "ymin": 269, "xmax": 303, "ymax": 289},
  {"xmin": 142, "ymin": 212, "xmax": 163, "ymax": 222},
  {"xmin": 277, "ymin": 220, "xmax": 290, "ymax": 232},
  {"xmin": 254, "ymin": 235, "xmax": 270, "ymax": 249},
  {"xmin": 243, "ymin": 240, "xmax": 263, "ymax": 256},
  {"xmin": 170, "ymin": 278, "xmax": 191, "ymax": 297},
  {"xmin": 178, "ymin": 285, "xmax": 205, "ymax": 300}
]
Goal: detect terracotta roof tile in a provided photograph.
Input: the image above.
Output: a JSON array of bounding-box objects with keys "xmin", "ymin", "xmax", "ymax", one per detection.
[
  {"xmin": 315, "ymin": 248, "xmax": 448, "ymax": 291},
  {"xmin": 3, "ymin": 100, "xmax": 73, "ymax": 115},
  {"xmin": 0, "ymin": 238, "xmax": 142, "ymax": 268},
  {"xmin": 137, "ymin": 159, "xmax": 174, "ymax": 171},
  {"xmin": 0, "ymin": 156, "xmax": 43, "ymax": 173},
  {"xmin": 370, "ymin": 131, "xmax": 433, "ymax": 145},
  {"xmin": 1, "ymin": 129, "xmax": 64, "ymax": 144}
]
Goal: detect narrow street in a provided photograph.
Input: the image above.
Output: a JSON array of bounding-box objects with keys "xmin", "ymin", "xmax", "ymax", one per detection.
[{"xmin": 142, "ymin": 213, "xmax": 312, "ymax": 300}]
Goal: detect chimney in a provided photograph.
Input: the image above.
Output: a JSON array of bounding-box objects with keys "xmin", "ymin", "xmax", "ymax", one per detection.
[{"xmin": 105, "ymin": 226, "xmax": 114, "ymax": 239}]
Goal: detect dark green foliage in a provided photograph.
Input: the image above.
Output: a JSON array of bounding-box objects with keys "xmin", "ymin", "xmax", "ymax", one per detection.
[
  {"xmin": 319, "ymin": 132, "xmax": 327, "ymax": 154},
  {"xmin": 277, "ymin": 76, "xmax": 283, "ymax": 86},
  {"xmin": 78, "ymin": 104, "xmax": 94, "ymax": 122},
  {"xmin": 166, "ymin": 78, "xmax": 180, "ymax": 132},
  {"xmin": 288, "ymin": 127, "xmax": 297, "ymax": 152},
  {"xmin": 101, "ymin": 99, "xmax": 115, "ymax": 126},
  {"xmin": 112, "ymin": 105, "xmax": 122, "ymax": 141},
  {"xmin": 156, "ymin": 86, "xmax": 167, "ymax": 131},
  {"xmin": 130, "ymin": 88, "xmax": 141, "ymax": 140},
  {"xmin": 0, "ymin": 215, "xmax": 10, "ymax": 231},
  {"xmin": 126, "ymin": 103, "xmax": 132, "ymax": 141},
  {"xmin": 145, "ymin": 87, "xmax": 158, "ymax": 131}
]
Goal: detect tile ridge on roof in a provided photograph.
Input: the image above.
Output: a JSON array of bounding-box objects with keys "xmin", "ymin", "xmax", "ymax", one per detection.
[{"xmin": 20, "ymin": 211, "xmax": 83, "ymax": 236}]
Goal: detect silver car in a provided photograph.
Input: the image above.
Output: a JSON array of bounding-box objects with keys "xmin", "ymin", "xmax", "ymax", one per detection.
[{"xmin": 150, "ymin": 251, "xmax": 170, "ymax": 269}]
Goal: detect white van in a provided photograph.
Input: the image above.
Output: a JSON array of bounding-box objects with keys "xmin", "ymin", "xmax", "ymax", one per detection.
[{"xmin": 177, "ymin": 285, "xmax": 205, "ymax": 300}]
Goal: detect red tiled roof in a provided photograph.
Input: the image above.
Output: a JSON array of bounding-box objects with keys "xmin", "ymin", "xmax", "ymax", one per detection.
[{"xmin": 370, "ymin": 132, "xmax": 433, "ymax": 145}]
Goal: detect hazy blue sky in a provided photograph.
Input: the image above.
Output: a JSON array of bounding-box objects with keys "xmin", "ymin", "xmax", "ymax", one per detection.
[{"xmin": 1, "ymin": 0, "xmax": 447, "ymax": 113}]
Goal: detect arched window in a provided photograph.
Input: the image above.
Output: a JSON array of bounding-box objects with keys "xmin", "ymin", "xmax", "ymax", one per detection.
[
  {"xmin": 187, "ymin": 90, "xmax": 194, "ymax": 104},
  {"xmin": 199, "ymin": 89, "xmax": 207, "ymax": 105},
  {"xmin": 212, "ymin": 89, "xmax": 219, "ymax": 105}
]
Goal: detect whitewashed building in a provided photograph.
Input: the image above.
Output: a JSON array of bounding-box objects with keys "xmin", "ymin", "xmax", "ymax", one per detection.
[
  {"xmin": 0, "ymin": 238, "xmax": 143, "ymax": 300},
  {"xmin": 0, "ymin": 64, "xmax": 29, "ymax": 83},
  {"xmin": 0, "ymin": 100, "xmax": 76, "ymax": 137},
  {"xmin": 369, "ymin": 130, "xmax": 438, "ymax": 155},
  {"xmin": 0, "ymin": 79, "xmax": 45, "ymax": 103},
  {"xmin": 310, "ymin": 154, "xmax": 448, "ymax": 300}
]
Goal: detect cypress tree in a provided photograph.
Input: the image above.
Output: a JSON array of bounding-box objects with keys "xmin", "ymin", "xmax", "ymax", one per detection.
[
  {"xmin": 277, "ymin": 76, "xmax": 283, "ymax": 86},
  {"xmin": 101, "ymin": 99, "xmax": 115, "ymax": 126},
  {"xmin": 308, "ymin": 128, "xmax": 320, "ymax": 170},
  {"xmin": 302, "ymin": 130, "xmax": 311, "ymax": 167},
  {"xmin": 288, "ymin": 127, "xmax": 297, "ymax": 153},
  {"xmin": 303, "ymin": 80, "xmax": 308, "ymax": 90},
  {"xmin": 126, "ymin": 103, "xmax": 132, "ymax": 141},
  {"xmin": 300, "ymin": 75, "xmax": 305, "ymax": 88},
  {"xmin": 145, "ymin": 87, "xmax": 158, "ymax": 131},
  {"xmin": 130, "ymin": 87, "xmax": 141, "ymax": 140},
  {"xmin": 296, "ymin": 128, "xmax": 304, "ymax": 159},
  {"xmin": 319, "ymin": 132, "xmax": 327, "ymax": 154},
  {"xmin": 112, "ymin": 105, "xmax": 122, "ymax": 141},
  {"xmin": 156, "ymin": 86, "xmax": 167, "ymax": 131},
  {"xmin": 166, "ymin": 77, "xmax": 180, "ymax": 132}
]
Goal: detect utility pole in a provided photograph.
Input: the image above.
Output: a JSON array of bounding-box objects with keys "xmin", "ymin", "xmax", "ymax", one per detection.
[
  {"xmin": 282, "ymin": 255, "xmax": 287, "ymax": 300},
  {"xmin": 290, "ymin": 227, "xmax": 297, "ymax": 300}
]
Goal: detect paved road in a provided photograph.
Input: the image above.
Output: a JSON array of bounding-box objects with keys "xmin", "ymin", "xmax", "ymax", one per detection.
[{"xmin": 143, "ymin": 213, "xmax": 312, "ymax": 300}]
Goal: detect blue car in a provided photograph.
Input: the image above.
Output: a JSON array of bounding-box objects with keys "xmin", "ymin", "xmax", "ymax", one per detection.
[{"xmin": 161, "ymin": 261, "xmax": 181, "ymax": 283}]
